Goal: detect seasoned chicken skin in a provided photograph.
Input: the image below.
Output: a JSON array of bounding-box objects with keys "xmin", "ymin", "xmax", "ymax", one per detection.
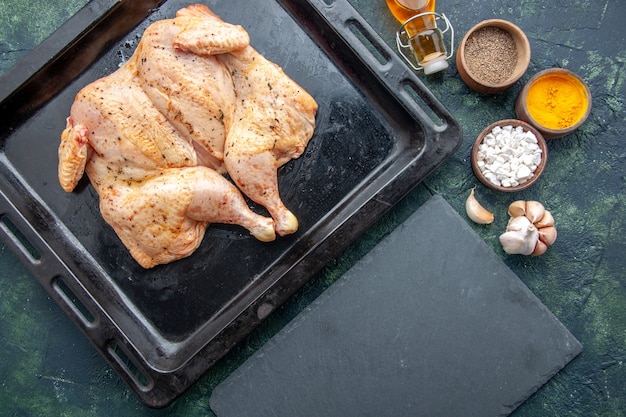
[
  {"xmin": 58, "ymin": 4, "xmax": 317, "ymax": 268},
  {"xmin": 220, "ymin": 43, "xmax": 318, "ymax": 235}
]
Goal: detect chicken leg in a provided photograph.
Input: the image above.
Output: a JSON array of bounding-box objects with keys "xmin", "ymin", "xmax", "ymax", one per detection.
[
  {"xmin": 220, "ymin": 46, "xmax": 318, "ymax": 235},
  {"xmin": 98, "ymin": 166, "xmax": 275, "ymax": 268}
]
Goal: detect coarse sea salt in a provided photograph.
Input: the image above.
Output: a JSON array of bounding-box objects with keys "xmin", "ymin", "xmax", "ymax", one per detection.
[{"xmin": 476, "ymin": 125, "xmax": 542, "ymax": 188}]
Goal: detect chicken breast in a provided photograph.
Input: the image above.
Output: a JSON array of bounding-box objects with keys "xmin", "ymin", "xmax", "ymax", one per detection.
[{"xmin": 58, "ymin": 4, "xmax": 317, "ymax": 268}]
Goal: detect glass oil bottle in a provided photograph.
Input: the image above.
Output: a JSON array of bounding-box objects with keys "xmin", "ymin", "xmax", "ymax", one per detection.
[{"xmin": 387, "ymin": 0, "xmax": 454, "ymax": 74}]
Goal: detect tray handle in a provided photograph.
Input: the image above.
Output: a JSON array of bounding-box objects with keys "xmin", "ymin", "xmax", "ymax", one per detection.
[
  {"xmin": 0, "ymin": 187, "xmax": 158, "ymax": 400},
  {"xmin": 0, "ymin": 189, "xmax": 101, "ymax": 330}
]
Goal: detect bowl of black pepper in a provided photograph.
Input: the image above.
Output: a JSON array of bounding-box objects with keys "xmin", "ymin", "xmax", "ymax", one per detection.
[{"xmin": 456, "ymin": 19, "xmax": 531, "ymax": 94}]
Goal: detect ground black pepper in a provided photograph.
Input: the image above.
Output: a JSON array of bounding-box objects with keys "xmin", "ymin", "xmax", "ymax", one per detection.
[{"xmin": 464, "ymin": 26, "xmax": 517, "ymax": 85}]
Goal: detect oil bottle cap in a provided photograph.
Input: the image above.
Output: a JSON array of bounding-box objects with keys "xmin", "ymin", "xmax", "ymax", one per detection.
[{"xmin": 422, "ymin": 56, "xmax": 449, "ymax": 75}]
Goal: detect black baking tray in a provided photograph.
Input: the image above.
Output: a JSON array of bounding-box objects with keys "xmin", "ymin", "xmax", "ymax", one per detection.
[{"xmin": 0, "ymin": 0, "xmax": 462, "ymax": 408}]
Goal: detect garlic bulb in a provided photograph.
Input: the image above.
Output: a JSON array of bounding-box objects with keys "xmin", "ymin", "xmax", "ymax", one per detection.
[
  {"xmin": 499, "ymin": 200, "xmax": 557, "ymax": 256},
  {"xmin": 465, "ymin": 187, "xmax": 494, "ymax": 224}
]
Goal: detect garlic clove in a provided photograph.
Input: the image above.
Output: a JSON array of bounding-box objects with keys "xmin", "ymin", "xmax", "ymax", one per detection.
[
  {"xmin": 499, "ymin": 231, "xmax": 527, "ymax": 254},
  {"xmin": 508, "ymin": 200, "xmax": 527, "ymax": 218},
  {"xmin": 531, "ymin": 239, "xmax": 548, "ymax": 256},
  {"xmin": 499, "ymin": 229, "xmax": 538, "ymax": 255},
  {"xmin": 525, "ymin": 201, "xmax": 545, "ymax": 223},
  {"xmin": 506, "ymin": 214, "xmax": 532, "ymax": 232},
  {"xmin": 538, "ymin": 226, "xmax": 557, "ymax": 246},
  {"xmin": 535, "ymin": 210, "xmax": 555, "ymax": 228},
  {"xmin": 465, "ymin": 187, "xmax": 494, "ymax": 224},
  {"xmin": 499, "ymin": 216, "xmax": 539, "ymax": 255}
]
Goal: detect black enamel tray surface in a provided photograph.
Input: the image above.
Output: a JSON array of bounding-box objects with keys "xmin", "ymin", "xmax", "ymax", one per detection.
[{"xmin": 0, "ymin": 0, "xmax": 461, "ymax": 407}]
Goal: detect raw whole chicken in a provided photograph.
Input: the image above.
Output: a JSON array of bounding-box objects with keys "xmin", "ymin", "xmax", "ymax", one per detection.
[{"xmin": 58, "ymin": 4, "xmax": 318, "ymax": 268}]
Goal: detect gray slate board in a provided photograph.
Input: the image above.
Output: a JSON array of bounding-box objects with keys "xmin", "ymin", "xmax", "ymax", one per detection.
[{"xmin": 210, "ymin": 195, "xmax": 582, "ymax": 417}]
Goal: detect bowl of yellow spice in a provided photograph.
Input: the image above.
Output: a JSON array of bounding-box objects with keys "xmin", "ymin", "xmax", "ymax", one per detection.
[{"xmin": 515, "ymin": 68, "xmax": 592, "ymax": 138}]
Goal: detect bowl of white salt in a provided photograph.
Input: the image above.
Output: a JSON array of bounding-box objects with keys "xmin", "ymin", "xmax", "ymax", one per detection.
[
  {"xmin": 456, "ymin": 19, "xmax": 531, "ymax": 94},
  {"xmin": 471, "ymin": 119, "xmax": 548, "ymax": 192}
]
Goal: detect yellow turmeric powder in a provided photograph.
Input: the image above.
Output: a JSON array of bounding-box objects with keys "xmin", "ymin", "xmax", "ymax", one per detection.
[{"xmin": 526, "ymin": 72, "xmax": 589, "ymax": 130}]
